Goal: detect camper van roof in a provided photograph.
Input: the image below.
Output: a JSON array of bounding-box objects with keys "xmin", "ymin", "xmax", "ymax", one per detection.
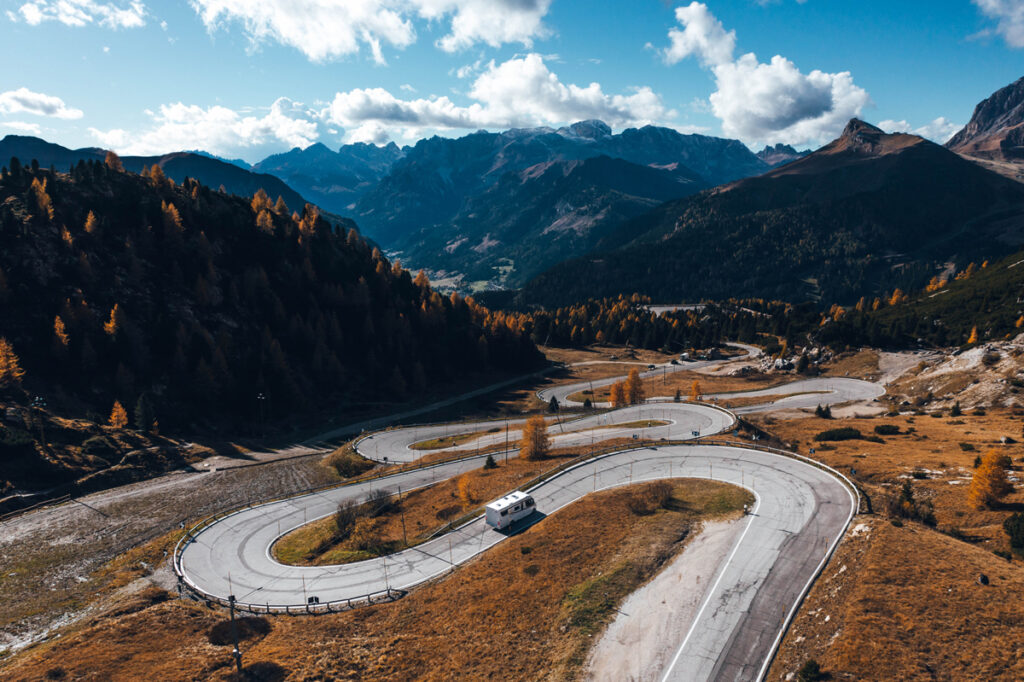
[{"xmin": 486, "ymin": 490, "xmax": 530, "ymax": 511}]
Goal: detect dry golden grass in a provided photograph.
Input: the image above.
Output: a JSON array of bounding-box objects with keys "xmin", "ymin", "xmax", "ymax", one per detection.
[
  {"xmin": 568, "ymin": 369, "xmax": 784, "ymax": 403},
  {"xmin": 819, "ymin": 348, "xmax": 881, "ymax": 380},
  {"xmin": 757, "ymin": 407, "xmax": 1024, "ymax": 680},
  {"xmin": 2, "ymin": 480, "xmax": 751, "ymax": 682},
  {"xmin": 538, "ymin": 345, "xmax": 677, "ymax": 367},
  {"xmin": 769, "ymin": 518, "xmax": 1024, "ymax": 681},
  {"xmin": 274, "ymin": 451, "xmax": 580, "ymax": 565},
  {"xmin": 756, "ymin": 410, "xmax": 1024, "ymax": 552}
]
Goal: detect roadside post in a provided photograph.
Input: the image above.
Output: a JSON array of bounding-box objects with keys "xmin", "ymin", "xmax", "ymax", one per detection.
[{"xmin": 228, "ymin": 594, "xmax": 243, "ymax": 674}]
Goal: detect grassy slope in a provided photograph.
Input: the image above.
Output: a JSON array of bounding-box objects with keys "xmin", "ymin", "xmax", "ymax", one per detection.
[{"xmin": 2, "ymin": 480, "xmax": 751, "ymax": 681}]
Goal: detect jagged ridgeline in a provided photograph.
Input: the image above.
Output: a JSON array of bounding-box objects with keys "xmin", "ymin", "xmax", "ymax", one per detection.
[{"xmin": 0, "ymin": 156, "xmax": 542, "ymax": 426}]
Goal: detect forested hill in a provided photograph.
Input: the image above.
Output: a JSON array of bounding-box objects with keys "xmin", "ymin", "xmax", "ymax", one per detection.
[
  {"xmin": 518, "ymin": 120, "xmax": 1024, "ymax": 308},
  {"xmin": 0, "ymin": 156, "xmax": 542, "ymax": 430}
]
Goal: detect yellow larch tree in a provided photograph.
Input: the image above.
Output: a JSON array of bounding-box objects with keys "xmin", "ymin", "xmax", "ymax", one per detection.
[
  {"xmin": 609, "ymin": 381, "xmax": 627, "ymax": 408},
  {"xmin": 625, "ymin": 367, "xmax": 645, "ymax": 404},
  {"xmin": 690, "ymin": 380, "xmax": 702, "ymax": 401},
  {"xmin": 108, "ymin": 400, "xmax": 128, "ymax": 428},
  {"xmin": 0, "ymin": 337, "xmax": 26, "ymax": 388},
  {"xmin": 520, "ymin": 414, "xmax": 549, "ymax": 460},
  {"xmin": 969, "ymin": 449, "xmax": 1013, "ymax": 509}
]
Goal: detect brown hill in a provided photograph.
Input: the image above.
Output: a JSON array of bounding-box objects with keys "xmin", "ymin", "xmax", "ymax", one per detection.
[{"xmin": 947, "ymin": 76, "xmax": 1024, "ymax": 182}]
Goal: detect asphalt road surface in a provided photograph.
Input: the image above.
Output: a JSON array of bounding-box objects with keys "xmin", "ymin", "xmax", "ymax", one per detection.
[
  {"xmin": 177, "ymin": 441, "xmax": 854, "ymax": 682},
  {"xmin": 353, "ymin": 402, "xmax": 735, "ymax": 464},
  {"xmin": 177, "ymin": 355, "xmax": 868, "ymax": 682}
]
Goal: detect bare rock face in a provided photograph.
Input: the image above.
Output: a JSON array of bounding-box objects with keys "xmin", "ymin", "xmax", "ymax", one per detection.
[{"xmin": 947, "ymin": 77, "xmax": 1024, "ymax": 159}]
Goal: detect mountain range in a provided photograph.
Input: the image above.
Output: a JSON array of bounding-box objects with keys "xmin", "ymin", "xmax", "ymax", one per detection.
[
  {"xmin": 947, "ymin": 76, "xmax": 1024, "ymax": 182},
  {"xmin": 352, "ymin": 121, "xmax": 768, "ymax": 248},
  {"xmin": 0, "ymin": 136, "xmax": 308, "ymax": 211},
  {"xmin": 517, "ymin": 119, "xmax": 1024, "ymax": 307},
  {"xmin": 396, "ymin": 155, "xmax": 707, "ymax": 288}
]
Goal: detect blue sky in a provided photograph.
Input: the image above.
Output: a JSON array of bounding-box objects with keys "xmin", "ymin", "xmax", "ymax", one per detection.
[{"xmin": 0, "ymin": 0, "xmax": 1021, "ymax": 163}]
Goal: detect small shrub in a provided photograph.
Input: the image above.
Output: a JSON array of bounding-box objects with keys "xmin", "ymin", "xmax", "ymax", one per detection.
[
  {"xmin": 520, "ymin": 546, "xmax": 532, "ymax": 555},
  {"xmin": 435, "ymin": 504, "xmax": 460, "ymax": 521},
  {"xmin": 333, "ymin": 500, "xmax": 361, "ymax": 542},
  {"xmin": 974, "ymin": 408, "xmax": 987, "ymax": 416},
  {"xmin": 363, "ymin": 488, "xmax": 396, "ymax": 517},
  {"xmin": 874, "ymin": 424, "xmax": 900, "ymax": 435},
  {"xmin": 814, "ymin": 427, "xmax": 862, "ymax": 441},
  {"xmin": 911, "ymin": 469, "xmax": 928, "ymax": 480},
  {"xmin": 959, "ymin": 442, "xmax": 975, "ymax": 452},
  {"xmin": 1004, "ymin": 512, "xmax": 1024, "ymax": 550},
  {"xmin": 864, "ymin": 435, "xmax": 885, "ymax": 444},
  {"xmin": 891, "ymin": 518, "xmax": 903, "ymax": 527},
  {"xmin": 483, "ymin": 454, "xmax": 498, "ymax": 470},
  {"xmin": 797, "ymin": 659, "xmax": 824, "ymax": 682},
  {"xmin": 326, "ymin": 447, "xmax": 374, "ymax": 478},
  {"xmin": 522, "ymin": 564, "xmax": 540, "ymax": 576},
  {"xmin": 44, "ymin": 669, "xmax": 66, "ymax": 681},
  {"xmin": 208, "ymin": 616, "xmax": 271, "ymax": 645},
  {"xmin": 950, "ymin": 401, "xmax": 962, "ymax": 416},
  {"xmin": 974, "ymin": 454, "xmax": 983, "ymax": 468},
  {"xmin": 814, "ymin": 404, "xmax": 833, "ymax": 419},
  {"xmin": 583, "ymin": 398, "xmax": 593, "ymax": 410}
]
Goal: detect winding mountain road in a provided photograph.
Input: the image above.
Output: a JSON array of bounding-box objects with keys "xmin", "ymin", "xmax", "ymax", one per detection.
[{"xmin": 176, "ymin": 354, "xmax": 878, "ymax": 681}]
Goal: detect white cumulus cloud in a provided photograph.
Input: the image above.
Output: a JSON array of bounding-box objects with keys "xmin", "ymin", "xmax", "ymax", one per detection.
[
  {"xmin": 188, "ymin": 0, "xmax": 552, "ymax": 64},
  {"xmin": 661, "ymin": 2, "xmax": 735, "ymax": 67},
  {"xmin": 420, "ymin": 0, "xmax": 552, "ymax": 52},
  {"xmin": 10, "ymin": 0, "xmax": 145, "ymax": 29},
  {"xmin": 879, "ymin": 117, "xmax": 962, "ymax": 144},
  {"xmin": 89, "ymin": 97, "xmax": 319, "ymax": 160},
  {"xmin": 324, "ymin": 53, "xmax": 671, "ymax": 141},
  {"xmin": 1, "ymin": 121, "xmax": 43, "ymax": 135},
  {"xmin": 661, "ymin": 2, "xmax": 870, "ymax": 147},
  {"xmin": 0, "ymin": 87, "xmax": 84, "ymax": 119},
  {"xmin": 974, "ymin": 0, "xmax": 1024, "ymax": 47}
]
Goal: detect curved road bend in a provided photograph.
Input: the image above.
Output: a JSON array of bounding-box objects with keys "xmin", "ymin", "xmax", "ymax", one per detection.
[
  {"xmin": 354, "ymin": 402, "xmax": 736, "ymax": 464},
  {"xmin": 178, "ymin": 443, "xmax": 854, "ymax": 682},
  {"xmin": 538, "ymin": 343, "xmax": 761, "ymax": 408}
]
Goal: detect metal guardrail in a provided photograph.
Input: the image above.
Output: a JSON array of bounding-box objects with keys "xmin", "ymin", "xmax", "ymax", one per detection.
[{"xmin": 174, "ymin": 400, "xmax": 864, "ymax": 618}]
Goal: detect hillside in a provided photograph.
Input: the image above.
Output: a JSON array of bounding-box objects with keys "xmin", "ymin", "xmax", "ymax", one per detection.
[
  {"xmin": 253, "ymin": 141, "xmax": 405, "ymax": 214},
  {"xmin": 396, "ymin": 156, "xmax": 706, "ymax": 289},
  {"xmin": 947, "ymin": 76, "xmax": 1024, "ymax": 181},
  {"xmin": 813, "ymin": 253, "xmax": 1024, "ymax": 349},
  {"xmin": 518, "ymin": 120, "xmax": 1024, "ymax": 307},
  {"xmin": 354, "ymin": 120, "xmax": 767, "ymax": 246},
  {"xmin": 0, "ymin": 156, "xmax": 541, "ymax": 436},
  {"xmin": 0, "ymin": 136, "xmax": 307, "ymax": 210}
]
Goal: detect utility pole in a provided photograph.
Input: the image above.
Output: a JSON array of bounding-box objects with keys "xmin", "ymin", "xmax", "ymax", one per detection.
[
  {"xmin": 228, "ymin": 594, "xmax": 243, "ymax": 674},
  {"xmin": 399, "ymin": 486, "xmax": 408, "ymax": 547},
  {"xmin": 256, "ymin": 392, "xmax": 266, "ymax": 438},
  {"xmin": 504, "ymin": 420, "xmax": 509, "ymax": 465}
]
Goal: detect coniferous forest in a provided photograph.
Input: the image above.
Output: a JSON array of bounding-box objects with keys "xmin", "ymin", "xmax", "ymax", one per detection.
[{"xmin": 0, "ymin": 156, "xmax": 542, "ymax": 430}]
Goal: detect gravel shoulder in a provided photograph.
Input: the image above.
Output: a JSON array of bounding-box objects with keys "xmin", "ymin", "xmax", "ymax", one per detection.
[{"xmin": 585, "ymin": 517, "xmax": 745, "ymax": 681}]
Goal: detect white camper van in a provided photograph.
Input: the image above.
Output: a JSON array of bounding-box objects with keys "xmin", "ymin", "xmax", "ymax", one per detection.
[{"xmin": 485, "ymin": 491, "xmax": 536, "ymax": 530}]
